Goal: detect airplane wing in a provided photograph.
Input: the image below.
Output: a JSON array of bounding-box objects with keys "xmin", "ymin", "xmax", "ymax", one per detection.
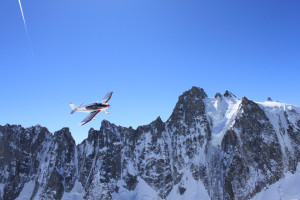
[
  {"xmin": 79, "ymin": 111, "xmax": 101, "ymax": 126},
  {"xmin": 100, "ymin": 91, "xmax": 113, "ymax": 104}
]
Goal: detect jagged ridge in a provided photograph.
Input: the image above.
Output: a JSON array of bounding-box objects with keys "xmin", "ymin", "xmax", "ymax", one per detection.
[{"xmin": 0, "ymin": 87, "xmax": 300, "ymax": 200}]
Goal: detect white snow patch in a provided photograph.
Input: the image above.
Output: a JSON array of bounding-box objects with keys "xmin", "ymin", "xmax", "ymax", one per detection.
[
  {"xmin": 0, "ymin": 183, "xmax": 4, "ymax": 198},
  {"xmin": 204, "ymin": 96, "xmax": 241, "ymax": 146},
  {"xmin": 196, "ymin": 139, "xmax": 207, "ymax": 164},
  {"xmin": 25, "ymin": 132, "xmax": 30, "ymax": 139},
  {"xmin": 16, "ymin": 180, "xmax": 35, "ymax": 200},
  {"xmin": 86, "ymin": 136, "xmax": 100, "ymax": 187},
  {"xmin": 112, "ymin": 177, "xmax": 159, "ymax": 200},
  {"xmin": 167, "ymin": 170, "xmax": 210, "ymax": 200},
  {"xmin": 257, "ymin": 101, "xmax": 300, "ymax": 129},
  {"xmin": 62, "ymin": 181, "xmax": 85, "ymax": 200},
  {"xmin": 145, "ymin": 132, "xmax": 152, "ymax": 146},
  {"xmin": 85, "ymin": 141, "xmax": 94, "ymax": 157},
  {"xmin": 251, "ymin": 163, "xmax": 300, "ymax": 200},
  {"xmin": 74, "ymin": 145, "xmax": 79, "ymax": 177},
  {"xmin": 37, "ymin": 140, "xmax": 53, "ymax": 184},
  {"xmin": 257, "ymin": 101, "xmax": 300, "ymax": 170},
  {"xmin": 127, "ymin": 162, "xmax": 137, "ymax": 175}
]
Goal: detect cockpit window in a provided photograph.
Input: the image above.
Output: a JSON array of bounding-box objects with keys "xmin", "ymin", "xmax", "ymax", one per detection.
[{"xmin": 86, "ymin": 103, "xmax": 107, "ymax": 110}]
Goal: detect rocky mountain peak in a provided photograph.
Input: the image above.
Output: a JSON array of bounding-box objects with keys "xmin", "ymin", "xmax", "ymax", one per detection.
[
  {"xmin": 136, "ymin": 116, "xmax": 166, "ymax": 138},
  {"xmin": 214, "ymin": 92, "xmax": 223, "ymax": 99},
  {"xmin": 54, "ymin": 127, "xmax": 73, "ymax": 140},
  {"xmin": 167, "ymin": 87, "xmax": 207, "ymax": 126},
  {"xmin": 87, "ymin": 127, "xmax": 95, "ymax": 142},
  {"xmin": 224, "ymin": 90, "xmax": 237, "ymax": 98},
  {"xmin": 239, "ymin": 96, "xmax": 266, "ymax": 119},
  {"xmin": 101, "ymin": 119, "xmax": 112, "ymax": 127},
  {"xmin": 187, "ymin": 86, "xmax": 207, "ymax": 99},
  {"xmin": 151, "ymin": 116, "xmax": 164, "ymax": 127},
  {"xmin": 241, "ymin": 96, "xmax": 250, "ymax": 104}
]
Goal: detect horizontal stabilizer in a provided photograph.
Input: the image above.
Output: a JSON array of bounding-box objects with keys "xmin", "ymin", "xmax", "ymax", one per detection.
[{"xmin": 69, "ymin": 103, "xmax": 83, "ymax": 114}]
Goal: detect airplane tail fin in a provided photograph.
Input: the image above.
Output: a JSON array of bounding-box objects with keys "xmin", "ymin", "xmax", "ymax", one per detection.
[
  {"xmin": 69, "ymin": 103, "xmax": 83, "ymax": 114},
  {"xmin": 69, "ymin": 103, "xmax": 76, "ymax": 110}
]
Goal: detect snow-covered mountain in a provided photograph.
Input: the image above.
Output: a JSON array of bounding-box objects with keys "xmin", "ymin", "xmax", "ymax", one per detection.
[{"xmin": 1, "ymin": 87, "xmax": 300, "ymax": 200}]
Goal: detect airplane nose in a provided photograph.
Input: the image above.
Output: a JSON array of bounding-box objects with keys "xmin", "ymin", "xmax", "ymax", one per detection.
[{"xmin": 107, "ymin": 105, "xmax": 110, "ymax": 107}]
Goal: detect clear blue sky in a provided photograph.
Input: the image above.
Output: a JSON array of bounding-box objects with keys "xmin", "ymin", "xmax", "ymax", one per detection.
[{"xmin": 1, "ymin": 0, "xmax": 299, "ymax": 143}]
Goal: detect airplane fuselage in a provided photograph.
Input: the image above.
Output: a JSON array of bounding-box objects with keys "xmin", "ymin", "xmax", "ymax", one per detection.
[{"xmin": 77, "ymin": 103, "xmax": 110, "ymax": 113}]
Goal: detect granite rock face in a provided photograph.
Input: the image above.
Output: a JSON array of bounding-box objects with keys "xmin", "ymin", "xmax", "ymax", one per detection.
[{"xmin": 1, "ymin": 87, "xmax": 300, "ymax": 200}]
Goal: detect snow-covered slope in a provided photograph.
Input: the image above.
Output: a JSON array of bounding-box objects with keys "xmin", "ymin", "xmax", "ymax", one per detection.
[
  {"xmin": 1, "ymin": 87, "xmax": 300, "ymax": 200},
  {"xmin": 111, "ymin": 177, "xmax": 159, "ymax": 200},
  {"xmin": 251, "ymin": 163, "xmax": 300, "ymax": 200},
  {"xmin": 204, "ymin": 92, "xmax": 241, "ymax": 146},
  {"xmin": 166, "ymin": 171, "xmax": 210, "ymax": 200}
]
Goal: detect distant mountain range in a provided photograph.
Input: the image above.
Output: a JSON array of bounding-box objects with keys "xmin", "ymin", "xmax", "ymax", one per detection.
[{"xmin": 1, "ymin": 87, "xmax": 300, "ymax": 200}]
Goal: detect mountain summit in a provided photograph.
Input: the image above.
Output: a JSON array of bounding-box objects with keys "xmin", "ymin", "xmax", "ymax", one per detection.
[{"xmin": 1, "ymin": 87, "xmax": 300, "ymax": 200}]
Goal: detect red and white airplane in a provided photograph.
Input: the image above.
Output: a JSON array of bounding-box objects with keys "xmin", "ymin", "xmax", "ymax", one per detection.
[{"xmin": 69, "ymin": 91, "xmax": 113, "ymax": 125}]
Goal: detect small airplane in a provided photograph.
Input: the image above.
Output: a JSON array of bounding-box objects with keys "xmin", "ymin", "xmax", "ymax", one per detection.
[{"xmin": 69, "ymin": 91, "xmax": 113, "ymax": 126}]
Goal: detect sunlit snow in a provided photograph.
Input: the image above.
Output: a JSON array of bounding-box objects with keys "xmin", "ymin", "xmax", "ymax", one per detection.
[
  {"xmin": 252, "ymin": 163, "xmax": 300, "ymax": 200},
  {"xmin": 203, "ymin": 95, "xmax": 241, "ymax": 146},
  {"xmin": 112, "ymin": 177, "xmax": 159, "ymax": 200}
]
